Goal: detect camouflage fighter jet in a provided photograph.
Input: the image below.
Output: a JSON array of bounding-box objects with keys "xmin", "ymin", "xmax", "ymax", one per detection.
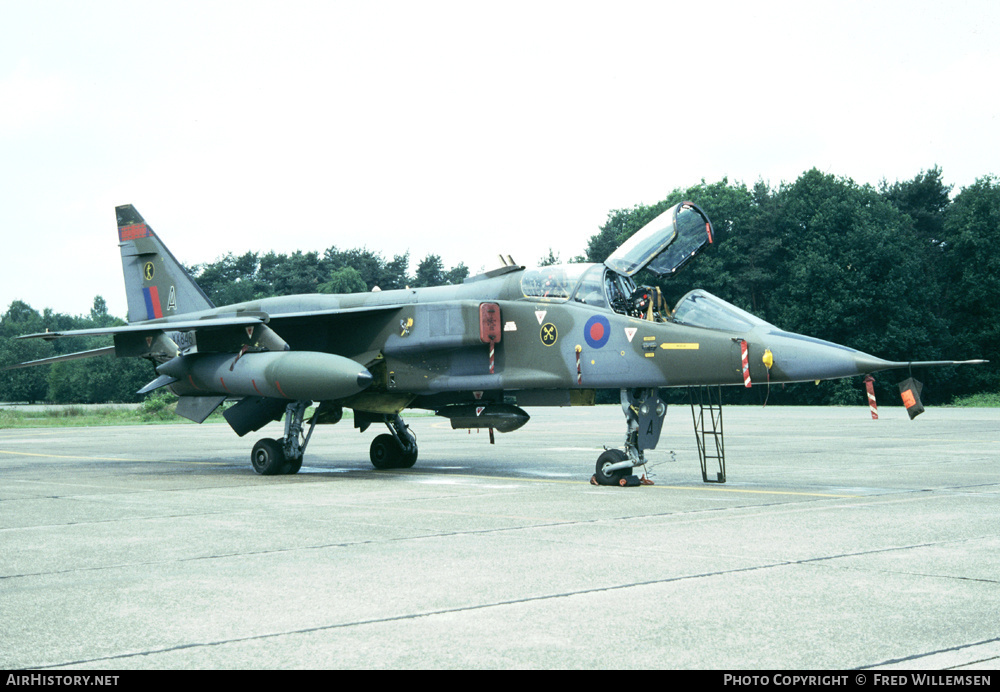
[{"xmin": 10, "ymin": 204, "xmax": 986, "ymax": 484}]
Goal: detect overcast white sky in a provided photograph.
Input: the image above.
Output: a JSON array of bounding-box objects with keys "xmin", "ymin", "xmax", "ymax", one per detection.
[{"xmin": 3, "ymin": 0, "xmax": 998, "ymax": 318}]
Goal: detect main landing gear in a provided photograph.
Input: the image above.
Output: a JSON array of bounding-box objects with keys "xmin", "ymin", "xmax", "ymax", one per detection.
[
  {"xmin": 369, "ymin": 413, "xmax": 418, "ymax": 469},
  {"xmin": 250, "ymin": 400, "xmax": 318, "ymax": 475},
  {"xmin": 352, "ymin": 410, "xmax": 418, "ymax": 470},
  {"xmin": 594, "ymin": 388, "xmax": 667, "ymax": 486},
  {"xmin": 247, "ymin": 404, "xmax": 418, "ymax": 475}
]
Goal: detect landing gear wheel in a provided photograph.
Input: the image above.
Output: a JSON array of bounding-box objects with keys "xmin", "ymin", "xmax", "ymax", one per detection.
[
  {"xmin": 595, "ymin": 449, "xmax": 630, "ymax": 486},
  {"xmin": 252, "ymin": 438, "xmax": 286, "ymax": 476},
  {"xmin": 370, "ymin": 434, "xmax": 401, "ymax": 469},
  {"xmin": 398, "ymin": 447, "xmax": 418, "ymax": 469},
  {"xmin": 284, "ymin": 455, "xmax": 303, "ymax": 475}
]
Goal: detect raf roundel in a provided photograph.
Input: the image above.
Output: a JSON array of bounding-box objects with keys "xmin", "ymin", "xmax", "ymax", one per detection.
[{"xmin": 584, "ymin": 315, "xmax": 611, "ymax": 349}]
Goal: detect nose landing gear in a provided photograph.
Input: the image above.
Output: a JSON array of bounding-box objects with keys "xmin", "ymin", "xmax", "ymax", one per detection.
[{"xmin": 593, "ymin": 388, "xmax": 667, "ymax": 486}]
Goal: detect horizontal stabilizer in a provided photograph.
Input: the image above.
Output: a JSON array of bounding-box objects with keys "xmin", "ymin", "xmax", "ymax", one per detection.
[{"xmin": 2, "ymin": 346, "xmax": 116, "ymax": 370}]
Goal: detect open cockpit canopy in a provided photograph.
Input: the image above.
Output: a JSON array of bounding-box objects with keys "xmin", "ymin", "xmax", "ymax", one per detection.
[
  {"xmin": 604, "ymin": 201, "xmax": 714, "ymax": 277},
  {"xmin": 518, "ymin": 201, "xmax": 716, "ymax": 320}
]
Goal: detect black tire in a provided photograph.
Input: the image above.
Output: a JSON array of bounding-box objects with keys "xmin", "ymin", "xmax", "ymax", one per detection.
[
  {"xmin": 284, "ymin": 455, "xmax": 303, "ymax": 475},
  {"xmin": 370, "ymin": 434, "xmax": 401, "ymax": 469},
  {"xmin": 595, "ymin": 449, "xmax": 630, "ymax": 486},
  {"xmin": 397, "ymin": 446, "xmax": 418, "ymax": 469},
  {"xmin": 252, "ymin": 438, "xmax": 286, "ymax": 475}
]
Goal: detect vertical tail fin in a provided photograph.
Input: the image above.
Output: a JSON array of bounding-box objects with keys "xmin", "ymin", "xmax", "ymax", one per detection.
[{"xmin": 116, "ymin": 205, "xmax": 214, "ymax": 323}]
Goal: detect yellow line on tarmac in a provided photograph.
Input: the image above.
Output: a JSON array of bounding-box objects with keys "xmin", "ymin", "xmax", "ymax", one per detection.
[
  {"xmin": 649, "ymin": 484, "xmax": 857, "ymax": 498},
  {"xmin": 0, "ymin": 449, "xmax": 228, "ymax": 466},
  {"xmin": 0, "ymin": 449, "xmax": 137, "ymax": 462}
]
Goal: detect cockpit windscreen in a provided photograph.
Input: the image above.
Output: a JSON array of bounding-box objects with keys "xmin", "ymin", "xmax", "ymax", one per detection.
[{"xmin": 671, "ymin": 289, "xmax": 770, "ymax": 332}]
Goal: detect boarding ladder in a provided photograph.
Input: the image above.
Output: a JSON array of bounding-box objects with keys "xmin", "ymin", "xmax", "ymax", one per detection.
[{"xmin": 688, "ymin": 385, "xmax": 726, "ymax": 483}]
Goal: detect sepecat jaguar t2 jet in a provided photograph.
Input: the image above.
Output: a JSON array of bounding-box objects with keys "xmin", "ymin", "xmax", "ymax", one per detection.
[{"xmin": 12, "ymin": 204, "xmax": 985, "ymax": 484}]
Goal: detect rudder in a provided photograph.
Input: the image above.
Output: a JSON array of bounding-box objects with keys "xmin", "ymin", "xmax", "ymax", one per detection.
[{"xmin": 116, "ymin": 205, "xmax": 214, "ymax": 323}]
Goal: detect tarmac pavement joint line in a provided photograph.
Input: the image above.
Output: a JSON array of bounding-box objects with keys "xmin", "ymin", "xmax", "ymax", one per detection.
[
  {"xmin": 27, "ymin": 534, "xmax": 993, "ymax": 670},
  {"xmin": 15, "ymin": 557, "xmax": 853, "ymax": 669},
  {"xmin": 0, "ymin": 492, "xmax": 895, "ymax": 582},
  {"xmin": 862, "ymin": 635, "xmax": 1000, "ymax": 669}
]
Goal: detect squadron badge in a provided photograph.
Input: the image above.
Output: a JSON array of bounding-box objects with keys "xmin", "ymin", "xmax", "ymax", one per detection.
[{"xmin": 540, "ymin": 322, "xmax": 558, "ymax": 346}]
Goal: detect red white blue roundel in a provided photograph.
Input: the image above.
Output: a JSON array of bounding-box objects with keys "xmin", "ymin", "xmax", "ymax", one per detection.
[{"xmin": 584, "ymin": 315, "xmax": 611, "ymax": 349}]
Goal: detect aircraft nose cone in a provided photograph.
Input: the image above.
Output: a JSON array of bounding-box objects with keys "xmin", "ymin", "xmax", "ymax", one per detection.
[{"xmin": 762, "ymin": 331, "xmax": 892, "ymax": 382}]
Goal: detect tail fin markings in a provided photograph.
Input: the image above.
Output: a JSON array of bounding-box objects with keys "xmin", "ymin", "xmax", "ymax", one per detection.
[{"xmin": 116, "ymin": 205, "xmax": 214, "ymax": 323}]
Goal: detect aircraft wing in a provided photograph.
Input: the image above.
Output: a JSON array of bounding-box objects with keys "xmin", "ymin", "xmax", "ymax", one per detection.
[
  {"xmin": 9, "ymin": 304, "xmax": 408, "ymax": 373},
  {"xmin": 17, "ymin": 304, "xmax": 406, "ymax": 343},
  {"xmin": 16, "ymin": 315, "xmax": 268, "ymax": 341}
]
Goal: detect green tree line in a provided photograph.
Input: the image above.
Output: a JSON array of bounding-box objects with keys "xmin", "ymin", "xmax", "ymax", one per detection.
[
  {"xmin": 190, "ymin": 247, "xmax": 471, "ymax": 306},
  {"xmin": 2, "ymin": 167, "xmax": 997, "ymax": 405},
  {"xmin": 0, "ymin": 297, "xmax": 155, "ymax": 404}
]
